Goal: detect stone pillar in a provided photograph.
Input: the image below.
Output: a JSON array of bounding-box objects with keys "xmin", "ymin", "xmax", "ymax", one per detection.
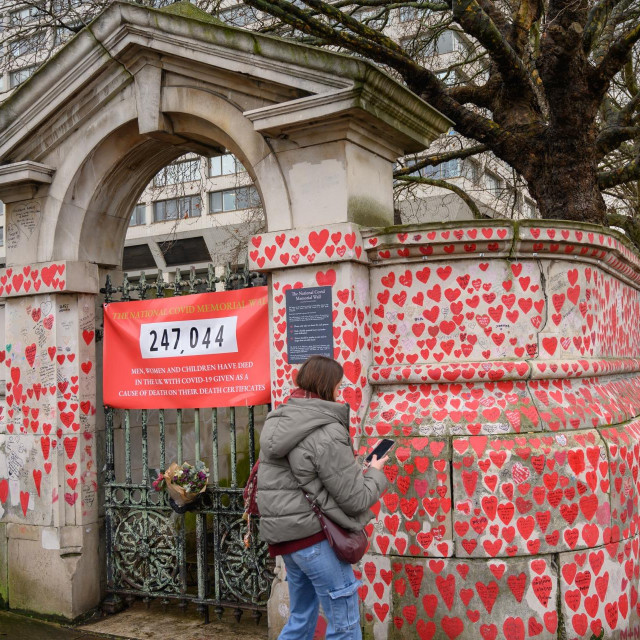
[
  {"xmin": 245, "ymin": 86, "xmax": 452, "ymax": 232},
  {"xmin": 0, "ymin": 262, "xmax": 100, "ymax": 618},
  {"xmin": 251, "ymin": 223, "xmax": 372, "ymax": 434},
  {"xmin": 0, "ymin": 167, "xmax": 102, "ymax": 619}
]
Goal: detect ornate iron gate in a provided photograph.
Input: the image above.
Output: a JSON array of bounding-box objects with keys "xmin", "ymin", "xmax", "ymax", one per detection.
[{"xmin": 102, "ymin": 265, "xmax": 274, "ymax": 623}]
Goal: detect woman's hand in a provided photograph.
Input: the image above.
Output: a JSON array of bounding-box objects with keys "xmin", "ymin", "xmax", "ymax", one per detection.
[
  {"xmin": 368, "ymin": 454, "xmax": 389, "ymax": 471},
  {"xmin": 363, "ymin": 439, "xmax": 390, "ymax": 471}
]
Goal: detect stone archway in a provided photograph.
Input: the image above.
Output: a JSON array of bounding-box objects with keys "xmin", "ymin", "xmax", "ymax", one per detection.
[{"xmin": 0, "ymin": 1, "xmax": 449, "ymax": 618}]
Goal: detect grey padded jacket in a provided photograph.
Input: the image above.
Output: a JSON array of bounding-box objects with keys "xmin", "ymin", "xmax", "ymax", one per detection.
[{"xmin": 257, "ymin": 396, "xmax": 387, "ymax": 545}]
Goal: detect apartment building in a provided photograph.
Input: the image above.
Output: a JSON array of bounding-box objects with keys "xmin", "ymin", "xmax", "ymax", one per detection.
[{"xmin": 123, "ymin": 152, "xmax": 262, "ymax": 275}]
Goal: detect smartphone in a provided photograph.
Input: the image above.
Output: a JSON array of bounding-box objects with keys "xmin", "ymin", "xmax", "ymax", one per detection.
[{"xmin": 365, "ymin": 439, "xmax": 394, "ymax": 463}]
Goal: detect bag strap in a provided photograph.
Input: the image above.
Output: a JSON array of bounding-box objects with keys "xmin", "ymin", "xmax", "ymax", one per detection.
[
  {"xmin": 286, "ymin": 455, "xmax": 324, "ymax": 518},
  {"xmin": 242, "ymin": 459, "xmax": 261, "ymax": 517},
  {"xmin": 300, "ymin": 488, "xmax": 325, "ymax": 519}
]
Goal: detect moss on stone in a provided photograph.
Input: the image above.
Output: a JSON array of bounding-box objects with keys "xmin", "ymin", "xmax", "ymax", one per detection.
[
  {"xmin": 347, "ymin": 197, "xmax": 394, "ymax": 228},
  {"xmin": 370, "ymin": 218, "xmax": 515, "ymax": 237},
  {"xmin": 158, "ymin": 1, "xmax": 224, "ymax": 26}
]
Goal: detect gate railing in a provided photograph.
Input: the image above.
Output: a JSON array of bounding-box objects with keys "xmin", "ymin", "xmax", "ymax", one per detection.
[{"xmin": 101, "ymin": 264, "xmax": 273, "ymax": 623}]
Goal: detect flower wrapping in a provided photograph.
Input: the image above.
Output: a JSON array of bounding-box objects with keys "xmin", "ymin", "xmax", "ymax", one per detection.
[{"xmin": 155, "ymin": 461, "xmax": 209, "ymax": 507}]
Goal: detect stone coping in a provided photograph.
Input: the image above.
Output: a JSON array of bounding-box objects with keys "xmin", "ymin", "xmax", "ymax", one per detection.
[
  {"xmin": 245, "ymin": 84, "xmax": 452, "ymax": 154},
  {"xmin": 0, "ymin": 161, "xmax": 55, "ymax": 203},
  {"xmin": 250, "ymin": 221, "xmax": 640, "ymax": 292},
  {"xmin": 362, "ymin": 220, "xmax": 640, "ymax": 290},
  {"xmin": 0, "ymin": 161, "xmax": 54, "ymax": 185},
  {"xmin": 0, "ymin": 262, "xmax": 100, "ymax": 299},
  {"xmin": 368, "ymin": 357, "xmax": 640, "ymax": 385}
]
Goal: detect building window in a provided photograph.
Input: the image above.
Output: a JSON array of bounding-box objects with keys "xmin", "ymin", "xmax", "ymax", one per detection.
[
  {"xmin": 400, "ymin": 31, "xmax": 466, "ymax": 58},
  {"xmin": 485, "ymin": 171, "xmax": 502, "ymax": 195},
  {"xmin": 0, "ymin": 227, "xmax": 4, "ymax": 247},
  {"xmin": 9, "ymin": 65, "xmax": 36, "ymax": 88},
  {"xmin": 209, "ymin": 153, "xmax": 243, "ymax": 177},
  {"xmin": 54, "ymin": 25, "xmax": 78, "ymax": 46},
  {"xmin": 129, "ymin": 204, "xmax": 146, "ymax": 227},
  {"xmin": 408, "ymin": 158, "xmax": 461, "ymax": 179},
  {"xmin": 9, "ymin": 6, "xmax": 39, "ymax": 25},
  {"xmin": 524, "ymin": 198, "xmax": 537, "ymax": 217},
  {"xmin": 436, "ymin": 31, "xmax": 466, "ymax": 55},
  {"xmin": 9, "ymin": 32, "xmax": 44, "ymax": 57},
  {"xmin": 153, "ymin": 195, "xmax": 201, "ymax": 222},
  {"xmin": 52, "ymin": 0, "xmax": 83, "ymax": 12},
  {"xmin": 436, "ymin": 69, "xmax": 461, "ymax": 86},
  {"xmin": 153, "ymin": 158, "xmax": 201, "ymax": 187},
  {"xmin": 209, "ymin": 186, "xmax": 260, "ymax": 213},
  {"xmin": 398, "ymin": 6, "xmax": 418, "ymax": 21},
  {"xmin": 400, "ymin": 35, "xmax": 434, "ymax": 57},
  {"xmin": 427, "ymin": 159, "xmax": 461, "ymax": 179},
  {"xmin": 463, "ymin": 159, "xmax": 481, "ymax": 184}
]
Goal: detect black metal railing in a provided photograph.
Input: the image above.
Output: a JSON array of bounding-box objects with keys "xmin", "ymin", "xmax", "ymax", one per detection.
[{"xmin": 101, "ymin": 264, "xmax": 273, "ymax": 623}]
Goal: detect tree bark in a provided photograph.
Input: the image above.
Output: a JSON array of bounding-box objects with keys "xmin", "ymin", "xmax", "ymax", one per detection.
[{"xmin": 525, "ymin": 136, "xmax": 608, "ymax": 222}]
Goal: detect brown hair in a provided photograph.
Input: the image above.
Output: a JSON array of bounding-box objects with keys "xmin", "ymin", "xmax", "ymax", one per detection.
[{"xmin": 296, "ymin": 355, "xmax": 344, "ymax": 402}]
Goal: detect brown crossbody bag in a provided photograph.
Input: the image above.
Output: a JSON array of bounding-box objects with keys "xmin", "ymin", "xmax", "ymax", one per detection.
[{"xmin": 299, "ymin": 490, "xmax": 368, "ymax": 564}]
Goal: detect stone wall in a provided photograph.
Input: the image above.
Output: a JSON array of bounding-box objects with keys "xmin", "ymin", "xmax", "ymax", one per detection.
[
  {"xmin": 251, "ymin": 220, "xmax": 640, "ymax": 639},
  {"xmin": 0, "ymin": 261, "xmax": 101, "ymax": 617}
]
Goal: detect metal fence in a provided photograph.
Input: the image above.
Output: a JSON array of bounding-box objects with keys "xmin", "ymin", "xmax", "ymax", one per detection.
[{"xmin": 101, "ymin": 265, "xmax": 274, "ymax": 623}]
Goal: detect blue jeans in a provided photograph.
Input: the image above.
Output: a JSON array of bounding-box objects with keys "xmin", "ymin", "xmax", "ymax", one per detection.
[{"xmin": 280, "ymin": 539, "xmax": 362, "ymax": 640}]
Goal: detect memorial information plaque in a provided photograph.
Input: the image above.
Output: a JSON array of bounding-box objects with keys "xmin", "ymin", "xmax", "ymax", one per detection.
[{"xmin": 286, "ymin": 286, "xmax": 333, "ymax": 363}]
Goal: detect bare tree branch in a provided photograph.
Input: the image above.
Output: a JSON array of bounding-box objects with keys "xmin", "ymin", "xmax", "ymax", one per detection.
[
  {"xmin": 451, "ymin": 0, "xmax": 538, "ymax": 102},
  {"xmin": 606, "ymin": 209, "xmax": 640, "ymax": 249},
  {"xmin": 597, "ymin": 125, "xmax": 640, "ymax": 156},
  {"xmin": 583, "ymin": 0, "xmax": 623, "ymax": 53},
  {"xmin": 243, "ymin": 0, "xmax": 516, "ymax": 151},
  {"xmin": 599, "ymin": 153, "xmax": 640, "ymax": 188},
  {"xmin": 394, "ymin": 144, "xmax": 488, "ymax": 176},
  {"xmin": 591, "ymin": 20, "xmax": 640, "ymax": 97},
  {"xmin": 396, "ymin": 174, "xmax": 485, "ymax": 218},
  {"xmin": 298, "ymin": 0, "xmax": 406, "ymax": 55}
]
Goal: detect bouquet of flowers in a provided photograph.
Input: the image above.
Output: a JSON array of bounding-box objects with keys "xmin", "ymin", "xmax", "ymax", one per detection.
[{"xmin": 153, "ymin": 460, "xmax": 209, "ymax": 508}]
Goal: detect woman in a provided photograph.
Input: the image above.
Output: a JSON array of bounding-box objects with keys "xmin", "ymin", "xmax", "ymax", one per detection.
[{"xmin": 257, "ymin": 355, "xmax": 389, "ymax": 640}]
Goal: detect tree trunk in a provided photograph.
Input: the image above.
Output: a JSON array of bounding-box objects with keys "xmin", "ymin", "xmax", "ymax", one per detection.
[{"xmin": 524, "ymin": 135, "xmax": 608, "ymax": 224}]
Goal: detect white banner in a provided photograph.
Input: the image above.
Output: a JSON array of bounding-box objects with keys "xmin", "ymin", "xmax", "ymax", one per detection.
[{"xmin": 139, "ymin": 317, "xmax": 238, "ymax": 359}]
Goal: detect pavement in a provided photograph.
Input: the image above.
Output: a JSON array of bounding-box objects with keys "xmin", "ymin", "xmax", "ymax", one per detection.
[
  {"xmin": 0, "ymin": 610, "xmax": 126, "ymax": 640},
  {"xmin": 80, "ymin": 601, "xmax": 269, "ymax": 639},
  {"xmin": 0, "ymin": 602, "xmax": 267, "ymax": 640},
  {"xmin": 0, "ymin": 602, "xmax": 269, "ymax": 640}
]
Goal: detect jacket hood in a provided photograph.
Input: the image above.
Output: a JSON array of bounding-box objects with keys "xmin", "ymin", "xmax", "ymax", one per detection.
[{"xmin": 261, "ymin": 397, "xmax": 350, "ymax": 458}]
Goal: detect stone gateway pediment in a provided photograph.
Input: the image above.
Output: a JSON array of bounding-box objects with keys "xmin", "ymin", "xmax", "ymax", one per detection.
[{"xmin": 0, "ymin": 1, "xmax": 450, "ymax": 165}]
